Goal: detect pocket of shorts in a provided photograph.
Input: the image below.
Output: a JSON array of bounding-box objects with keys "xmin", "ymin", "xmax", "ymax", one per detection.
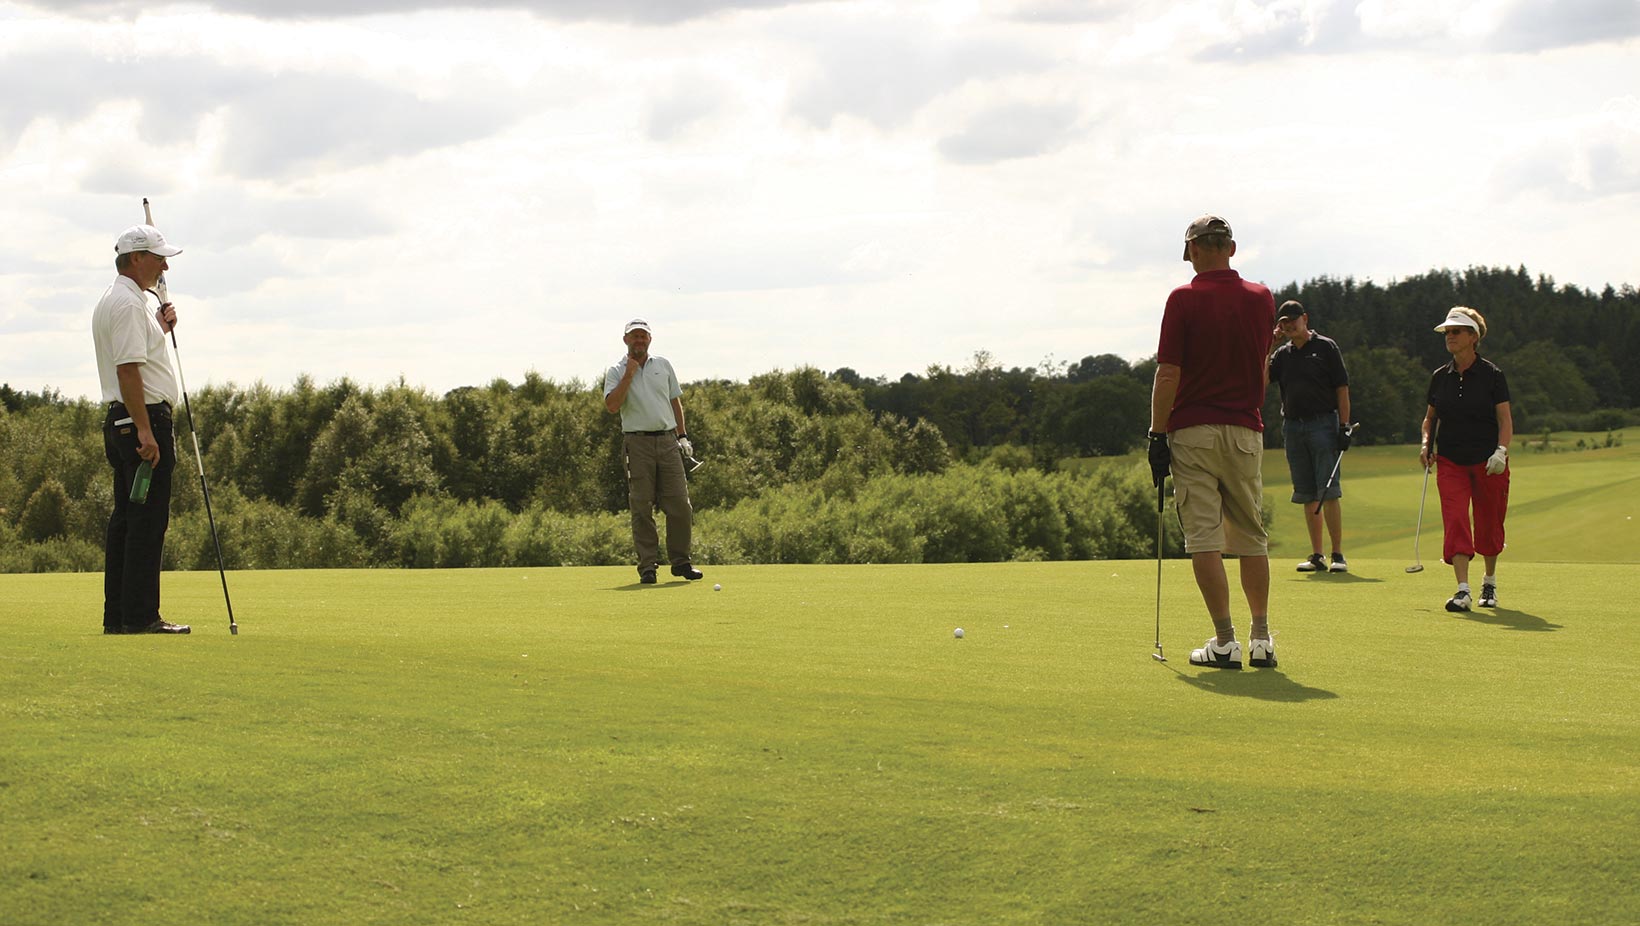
[{"xmin": 1233, "ymin": 429, "xmax": 1263, "ymax": 456}]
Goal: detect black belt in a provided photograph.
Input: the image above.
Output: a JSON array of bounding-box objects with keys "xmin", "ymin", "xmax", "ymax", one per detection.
[
  {"xmin": 624, "ymin": 429, "xmax": 672, "ymax": 436},
  {"xmin": 1289, "ymin": 411, "xmax": 1336, "ymax": 422},
  {"xmin": 110, "ymin": 401, "xmax": 172, "ymax": 413}
]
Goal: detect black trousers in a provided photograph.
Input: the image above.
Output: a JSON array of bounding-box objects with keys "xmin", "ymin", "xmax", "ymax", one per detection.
[{"xmin": 103, "ymin": 404, "xmax": 176, "ymax": 631}]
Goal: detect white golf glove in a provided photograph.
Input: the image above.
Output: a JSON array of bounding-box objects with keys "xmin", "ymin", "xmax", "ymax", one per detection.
[
  {"xmin": 677, "ymin": 436, "xmax": 695, "ymax": 458},
  {"xmin": 1485, "ymin": 445, "xmax": 1508, "ymax": 475}
]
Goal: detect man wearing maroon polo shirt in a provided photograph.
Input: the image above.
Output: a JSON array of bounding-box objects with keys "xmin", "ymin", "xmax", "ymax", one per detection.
[{"xmin": 1148, "ymin": 215, "xmax": 1276, "ymax": 669}]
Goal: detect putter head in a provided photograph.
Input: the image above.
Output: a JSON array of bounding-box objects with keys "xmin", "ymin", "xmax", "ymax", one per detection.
[
  {"xmin": 1151, "ymin": 649, "xmax": 1167, "ymax": 663},
  {"xmin": 683, "ymin": 455, "xmax": 705, "ymax": 474},
  {"xmin": 230, "ymin": 623, "xmax": 239, "ymax": 635},
  {"xmin": 1405, "ymin": 564, "xmax": 1424, "ymax": 574}
]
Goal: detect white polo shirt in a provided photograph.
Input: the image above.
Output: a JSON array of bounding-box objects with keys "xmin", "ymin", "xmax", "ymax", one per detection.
[
  {"xmin": 92, "ymin": 275, "xmax": 179, "ymax": 406},
  {"xmin": 604, "ymin": 355, "xmax": 681, "ymax": 432}
]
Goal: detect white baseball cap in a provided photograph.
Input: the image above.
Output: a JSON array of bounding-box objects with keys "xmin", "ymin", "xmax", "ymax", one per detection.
[
  {"xmin": 115, "ymin": 224, "xmax": 182, "ymax": 257},
  {"xmin": 624, "ymin": 318, "xmax": 652, "ymax": 334},
  {"xmin": 1433, "ymin": 309, "xmax": 1480, "ymax": 332}
]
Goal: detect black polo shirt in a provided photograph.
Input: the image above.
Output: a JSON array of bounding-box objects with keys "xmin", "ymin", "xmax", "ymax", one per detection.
[
  {"xmin": 1427, "ymin": 357, "xmax": 1510, "ymax": 466},
  {"xmin": 1269, "ymin": 333, "xmax": 1349, "ymax": 420}
]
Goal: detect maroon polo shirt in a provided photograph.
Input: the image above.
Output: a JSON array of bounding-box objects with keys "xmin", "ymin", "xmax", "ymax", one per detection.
[{"xmin": 1157, "ymin": 268, "xmax": 1275, "ymax": 432}]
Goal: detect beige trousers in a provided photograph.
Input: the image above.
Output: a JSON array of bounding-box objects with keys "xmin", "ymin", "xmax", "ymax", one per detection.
[{"xmin": 623, "ymin": 432, "xmax": 693, "ymax": 573}]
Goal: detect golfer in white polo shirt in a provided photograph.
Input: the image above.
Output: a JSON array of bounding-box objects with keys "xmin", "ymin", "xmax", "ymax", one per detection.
[
  {"xmin": 94, "ymin": 224, "xmax": 191, "ymax": 634},
  {"xmin": 603, "ymin": 318, "xmax": 703, "ymax": 585}
]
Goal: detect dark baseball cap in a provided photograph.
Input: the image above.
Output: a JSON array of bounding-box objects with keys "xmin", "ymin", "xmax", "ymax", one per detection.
[
  {"xmin": 1182, "ymin": 214, "xmax": 1231, "ymax": 260},
  {"xmin": 1277, "ymin": 300, "xmax": 1306, "ymax": 321}
]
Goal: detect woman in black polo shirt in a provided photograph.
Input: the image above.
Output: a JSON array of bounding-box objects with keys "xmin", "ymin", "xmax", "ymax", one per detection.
[{"xmin": 1419, "ymin": 306, "xmax": 1513, "ymax": 612}]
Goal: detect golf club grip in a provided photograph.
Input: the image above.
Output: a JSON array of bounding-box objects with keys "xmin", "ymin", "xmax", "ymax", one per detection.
[{"xmin": 141, "ymin": 198, "xmax": 172, "ymax": 309}]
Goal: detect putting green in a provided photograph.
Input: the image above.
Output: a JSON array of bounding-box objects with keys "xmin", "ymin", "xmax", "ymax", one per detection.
[
  {"xmin": 3, "ymin": 561, "xmax": 1636, "ymax": 924},
  {"xmin": 1263, "ymin": 435, "xmax": 1637, "ymax": 564}
]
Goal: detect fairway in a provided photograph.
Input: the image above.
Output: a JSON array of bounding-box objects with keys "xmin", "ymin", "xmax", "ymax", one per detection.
[
  {"xmin": 1262, "ymin": 434, "xmax": 1639, "ymax": 565},
  {"xmin": 4, "ymin": 561, "xmax": 1638, "ymax": 925}
]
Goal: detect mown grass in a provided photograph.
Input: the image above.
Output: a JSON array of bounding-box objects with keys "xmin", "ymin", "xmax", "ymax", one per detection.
[
  {"xmin": 4, "ymin": 559, "xmax": 1637, "ymax": 925},
  {"xmin": 1069, "ymin": 431, "xmax": 1638, "ymax": 564}
]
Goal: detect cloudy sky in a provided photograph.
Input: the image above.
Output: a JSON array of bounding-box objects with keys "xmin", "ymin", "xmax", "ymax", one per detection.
[{"xmin": 5, "ymin": 0, "xmax": 1638, "ymax": 399}]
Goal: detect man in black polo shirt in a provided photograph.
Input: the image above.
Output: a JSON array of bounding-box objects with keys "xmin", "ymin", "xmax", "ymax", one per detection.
[{"xmin": 1268, "ymin": 301, "xmax": 1353, "ymax": 573}]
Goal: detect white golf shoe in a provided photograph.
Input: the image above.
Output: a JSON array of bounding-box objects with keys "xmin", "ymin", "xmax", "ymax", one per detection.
[
  {"xmin": 1188, "ymin": 637, "xmax": 1242, "ymax": 669},
  {"xmin": 1248, "ymin": 637, "xmax": 1277, "ymax": 668},
  {"xmin": 1445, "ymin": 589, "xmax": 1472, "ymax": 612},
  {"xmin": 1479, "ymin": 582, "xmax": 1497, "ymax": 608}
]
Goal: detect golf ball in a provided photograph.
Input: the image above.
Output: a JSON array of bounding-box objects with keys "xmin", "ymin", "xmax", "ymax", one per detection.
[
  {"xmin": 954, "ymin": 627, "xmax": 964, "ymax": 639},
  {"xmin": 713, "ymin": 583, "xmax": 722, "ymax": 591}
]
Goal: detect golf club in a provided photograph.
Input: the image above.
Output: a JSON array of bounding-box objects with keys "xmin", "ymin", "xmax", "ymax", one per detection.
[
  {"xmin": 1407, "ymin": 421, "xmax": 1438, "ymax": 574},
  {"xmin": 1152, "ymin": 479, "xmax": 1167, "ymax": 663},
  {"xmin": 681, "ymin": 449, "xmax": 704, "ymax": 474},
  {"xmin": 1408, "ymin": 463, "xmax": 1432, "ymax": 574},
  {"xmin": 1311, "ymin": 421, "xmax": 1359, "ymax": 516},
  {"xmin": 143, "ymin": 198, "xmax": 238, "ymax": 635}
]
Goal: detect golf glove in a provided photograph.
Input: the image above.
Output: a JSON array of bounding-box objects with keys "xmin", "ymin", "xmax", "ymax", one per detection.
[
  {"xmin": 1485, "ymin": 444, "xmax": 1508, "ymax": 475},
  {"xmin": 677, "ymin": 435, "xmax": 695, "ymax": 458},
  {"xmin": 1337, "ymin": 424, "xmax": 1352, "ymax": 452},
  {"xmin": 1147, "ymin": 431, "xmax": 1171, "ymax": 488}
]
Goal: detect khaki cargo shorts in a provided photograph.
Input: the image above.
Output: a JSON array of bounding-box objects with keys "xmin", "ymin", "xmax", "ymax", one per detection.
[{"xmin": 1169, "ymin": 423, "xmax": 1268, "ymax": 556}]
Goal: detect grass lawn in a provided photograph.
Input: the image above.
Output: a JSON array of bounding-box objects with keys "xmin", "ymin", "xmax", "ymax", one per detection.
[
  {"xmin": 4, "ymin": 557, "xmax": 1638, "ymax": 924},
  {"xmin": 1069, "ymin": 431, "xmax": 1639, "ymax": 564}
]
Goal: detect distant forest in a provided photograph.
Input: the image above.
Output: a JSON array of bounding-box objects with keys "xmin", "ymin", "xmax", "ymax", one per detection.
[{"xmin": 3, "ymin": 265, "xmax": 1635, "ymax": 571}]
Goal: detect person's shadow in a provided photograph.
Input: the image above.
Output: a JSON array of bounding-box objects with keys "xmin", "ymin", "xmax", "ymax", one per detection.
[
  {"xmin": 1299, "ymin": 572, "xmax": 1382, "ymax": 584},
  {"xmin": 1172, "ymin": 667, "xmax": 1339, "ymax": 702},
  {"xmin": 1461, "ymin": 607, "xmax": 1562, "ymax": 633}
]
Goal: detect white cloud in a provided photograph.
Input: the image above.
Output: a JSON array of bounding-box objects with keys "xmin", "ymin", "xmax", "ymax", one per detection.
[
  {"xmin": 1, "ymin": 0, "xmax": 1637, "ymax": 399},
  {"xmin": 937, "ymin": 101, "xmax": 1082, "ymax": 164}
]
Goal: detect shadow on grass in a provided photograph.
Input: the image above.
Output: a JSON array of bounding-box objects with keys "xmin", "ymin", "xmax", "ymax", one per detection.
[
  {"xmin": 1460, "ymin": 607, "xmax": 1563, "ymax": 633},
  {"xmin": 611, "ymin": 580, "xmax": 693, "ymax": 591},
  {"xmin": 1173, "ymin": 668, "xmax": 1340, "ymax": 702},
  {"xmin": 1296, "ymin": 572, "xmax": 1383, "ymax": 584}
]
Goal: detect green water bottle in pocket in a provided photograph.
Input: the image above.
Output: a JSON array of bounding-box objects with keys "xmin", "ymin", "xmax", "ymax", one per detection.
[{"xmin": 130, "ymin": 459, "xmax": 153, "ymax": 504}]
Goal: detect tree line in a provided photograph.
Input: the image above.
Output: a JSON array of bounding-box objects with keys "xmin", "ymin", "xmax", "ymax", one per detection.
[
  {"xmin": 2, "ymin": 264, "xmax": 1633, "ymax": 572},
  {"xmin": 844, "ymin": 265, "xmax": 1639, "ymax": 454}
]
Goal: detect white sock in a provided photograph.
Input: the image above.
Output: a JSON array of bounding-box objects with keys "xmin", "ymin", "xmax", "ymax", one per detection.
[
  {"xmin": 1483, "ymin": 575, "xmax": 1495, "ymax": 585},
  {"xmin": 1457, "ymin": 582, "xmax": 1470, "ymax": 593}
]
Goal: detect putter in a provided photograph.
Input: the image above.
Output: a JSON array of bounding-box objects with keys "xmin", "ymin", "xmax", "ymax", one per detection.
[
  {"xmin": 1407, "ymin": 422, "xmax": 1438, "ymax": 574},
  {"xmin": 681, "ymin": 449, "xmax": 704, "ymax": 474},
  {"xmin": 1407, "ymin": 462, "xmax": 1431, "ymax": 574},
  {"xmin": 143, "ymin": 199, "xmax": 238, "ymax": 635},
  {"xmin": 1152, "ymin": 480, "xmax": 1167, "ymax": 663},
  {"xmin": 1311, "ymin": 422, "xmax": 1358, "ymax": 516}
]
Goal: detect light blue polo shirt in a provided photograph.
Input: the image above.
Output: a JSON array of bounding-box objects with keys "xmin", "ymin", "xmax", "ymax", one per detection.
[{"xmin": 604, "ymin": 355, "xmax": 681, "ymax": 432}]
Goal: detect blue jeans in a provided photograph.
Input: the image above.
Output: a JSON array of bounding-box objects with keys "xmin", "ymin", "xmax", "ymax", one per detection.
[{"xmin": 1283, "ymin": 412, "xmax": 1341, "ymax": 505}]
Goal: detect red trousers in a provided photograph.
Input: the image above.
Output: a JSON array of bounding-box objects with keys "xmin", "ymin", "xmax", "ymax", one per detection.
[{"xmin": 1436, "ymin": 457, "xmax": 1509, "ymax": 564}]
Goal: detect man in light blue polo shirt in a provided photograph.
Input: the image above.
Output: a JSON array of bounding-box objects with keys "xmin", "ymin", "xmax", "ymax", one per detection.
[{"xmin": 603, "ymin": 318, "xmax": 703, "ymax": 585}]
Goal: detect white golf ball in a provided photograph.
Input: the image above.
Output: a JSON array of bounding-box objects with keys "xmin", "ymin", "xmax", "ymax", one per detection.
[
  {"xmin": 954, "ymin": 627, "xmax": 964, "ymax": 639},
  {"xmin": 713, "ymin": 583, "xmax": 722, "ymax": 591}
]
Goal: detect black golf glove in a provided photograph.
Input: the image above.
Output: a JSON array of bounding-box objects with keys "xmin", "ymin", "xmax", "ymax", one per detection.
[
  {"xmin": 1147, "ymin": 431, "xmax": 1170, "ymax": 488},
  {"xmin": 1337, "ymin": 424, "xmax": 1352, "ymax": 452}
]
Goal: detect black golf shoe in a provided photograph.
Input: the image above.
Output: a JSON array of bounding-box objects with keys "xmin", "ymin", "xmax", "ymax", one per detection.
[
  {"xmin": 639, "ymin": 571, "xmax": 657, "ymax": 585},
  {"xmin": 670, "ymin": 564, "xmax": 704, "ymax": 581},
  {"xmin": 126, "ymin": 620, "xmax": 191, "ymax": 634},
  {"xmin": 1445, "ymin": 590, "xmax": 1472, "ymax": 613}
]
